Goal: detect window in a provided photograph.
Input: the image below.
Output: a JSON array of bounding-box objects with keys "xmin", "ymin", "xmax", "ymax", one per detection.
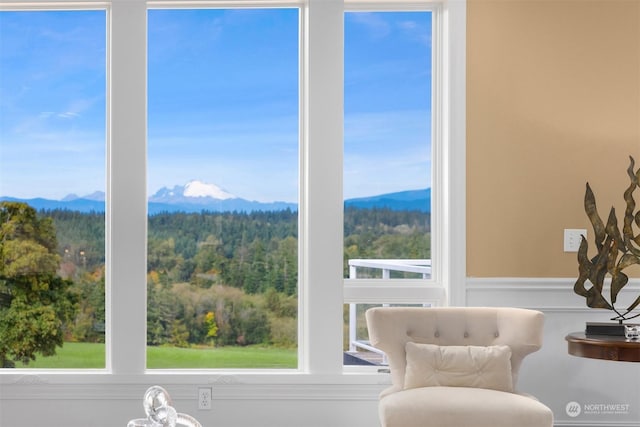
[
  {"xmin": 146, "ymin": 8, "xmax": 299, "ymax": 368},
  {"xmin": 343, "ymin": 9, "xmax": 445, "ymax": 366},
  {"xmin": 344, "ymin": 11, "xmax": 433, "ymax": 280},
  {"xmin": 0, "ymin": 9, "xmax": 106, "ymax": 369},
  {"xmin": 0, "ymin": 0, "xmax": 464, "ymax": 381}
]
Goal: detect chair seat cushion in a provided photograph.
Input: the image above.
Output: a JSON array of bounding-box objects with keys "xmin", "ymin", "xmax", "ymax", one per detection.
[{"xmin": 379, "ymin": 386, "xmax": 553, "ymax": 427}]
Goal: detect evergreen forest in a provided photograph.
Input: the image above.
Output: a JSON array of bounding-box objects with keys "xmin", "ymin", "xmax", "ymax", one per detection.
[{"xmin": 41, "ymin": 207, "xmax": 430, "ymax": 350}]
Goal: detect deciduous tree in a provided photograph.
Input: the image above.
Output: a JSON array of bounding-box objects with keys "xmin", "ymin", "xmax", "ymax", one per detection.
[{"xmin": 0, "ymin": 202, "xmax": 77, "ymax": 367}]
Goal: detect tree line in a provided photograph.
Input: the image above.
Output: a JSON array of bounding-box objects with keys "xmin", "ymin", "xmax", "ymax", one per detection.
[{"xmin": 0, "ymin": 202, "xmax": 429, "ymax": 365}]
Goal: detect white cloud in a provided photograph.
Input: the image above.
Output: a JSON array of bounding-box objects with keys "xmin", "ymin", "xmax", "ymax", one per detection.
[
  {"xmin": 58, "ymin": 112, "xmax": 80, "ymax": 119},
  {"xmin": 398, "ymin": 20, "xmax": 431, "ymax": 46},
  {"xmin": 348, "ymin": 13, "xmax": 391, "ymax": 39}
]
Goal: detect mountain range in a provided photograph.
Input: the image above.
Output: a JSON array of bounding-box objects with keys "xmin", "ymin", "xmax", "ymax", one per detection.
[{"xmin": 0, "ymin": 180, "xmax": 430, "ymax": 214}]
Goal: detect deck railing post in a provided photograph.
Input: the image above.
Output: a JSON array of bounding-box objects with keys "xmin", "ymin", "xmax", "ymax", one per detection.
[{"xmin": 348, "ymin": 264, "xmax": 357, "ymax": 351}]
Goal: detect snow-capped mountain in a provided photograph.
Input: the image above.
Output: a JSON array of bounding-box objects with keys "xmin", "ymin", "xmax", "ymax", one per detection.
[
  {"xmin": 150, "ymin": 180, "xmax": 236, "ymax": 203},
  {"xmin": 185, "ymin": 180, "xmax": 235, "ymax": 200},
  {"xmin": 148, "ymin": 180, "xmax": 294, "ymax": 213}
]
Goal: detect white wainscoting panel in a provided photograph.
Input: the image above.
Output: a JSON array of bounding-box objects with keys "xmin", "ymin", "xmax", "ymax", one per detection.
[
  {"xmin": 467, "ymin": 278, "xmax": 640, "ymax": 427},
  {"xmin": 0, "ymin": 378, "xmax": 385, "ymax": 427}
]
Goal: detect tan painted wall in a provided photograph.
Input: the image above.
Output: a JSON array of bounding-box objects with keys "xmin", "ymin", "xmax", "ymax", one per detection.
[{"xmin": 466, "ymin": 0, "xmax": 640, "ymax": 277}]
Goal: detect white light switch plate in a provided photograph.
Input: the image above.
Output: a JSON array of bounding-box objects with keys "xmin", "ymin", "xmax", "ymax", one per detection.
[{"xmin": 564, "ymin": 229, "xmax": 587, "ymax": 252}]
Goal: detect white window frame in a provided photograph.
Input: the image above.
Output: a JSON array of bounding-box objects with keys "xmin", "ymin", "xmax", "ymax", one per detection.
[
  {"xmin": 0, "ymin": 0, "xmax": 464, "ymax": 385},
  {"xmin": 343, "ymin": 3, "xmax": 445, "ymax": 306},
  {"xmin": 342, "ymin": 2, "xmax": 466, "ymax": 370}
]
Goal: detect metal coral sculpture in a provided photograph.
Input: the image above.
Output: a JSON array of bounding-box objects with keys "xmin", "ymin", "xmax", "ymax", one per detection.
[{"xmin": 574, "ymin": 156, "xmax": 640, "ymax": 322}]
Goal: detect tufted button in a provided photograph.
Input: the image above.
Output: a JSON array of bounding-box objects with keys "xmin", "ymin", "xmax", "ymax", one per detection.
[
  {"xmin": 463, "ymin": 332, "xmax": 469, "ymax": 338},
  {"xmin": 434, "ymin": 331, "xmax": 440, "ymax": 338},
  {"xmin": 494, "ymin": 332, "xmax": 500, "ymax": 338}
]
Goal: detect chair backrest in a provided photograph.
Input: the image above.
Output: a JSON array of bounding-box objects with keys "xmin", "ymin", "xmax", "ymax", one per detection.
[{"xmin": 365, "ymin": 307, "xmax": 544, "ymax": 392}]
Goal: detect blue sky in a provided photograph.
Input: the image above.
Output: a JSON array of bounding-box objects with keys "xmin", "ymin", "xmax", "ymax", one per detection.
[{"xmin": 0, "ymin": 8, "xmax": 431, "ymax": 202}]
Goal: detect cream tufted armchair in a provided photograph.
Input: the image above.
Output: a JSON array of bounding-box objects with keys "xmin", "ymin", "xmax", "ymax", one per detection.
[{"xmin": 365, "ymin": 307, "xmax": 554, "ymax": 427}]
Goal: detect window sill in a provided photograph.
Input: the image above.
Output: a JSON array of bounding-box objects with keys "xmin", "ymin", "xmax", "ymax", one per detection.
[{"xmin": 0, "ymin": 370, "xmax": 391, "ymax": 401}]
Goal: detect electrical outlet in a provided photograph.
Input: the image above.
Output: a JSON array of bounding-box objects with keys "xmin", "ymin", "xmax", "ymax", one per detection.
[
  {"xmin": 198, "ymin": 387, "xmax": 212, "ymax": 410},
  {"xmin": 564, "ymin": 229, "xmax": 587, "ymax": 252}
]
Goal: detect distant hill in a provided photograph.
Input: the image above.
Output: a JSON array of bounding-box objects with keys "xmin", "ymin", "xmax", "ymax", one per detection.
[
  {"xmin": 0, "ymin": 181, "xmax": 431, "ymax": 214},
  {"xmin": 0, "ymin": 196, "xmax": 297, "ymax": 215},
  {"xmin": 344, "ymin": 188, "xmax": 430, "ymax": 212},
  {"xmin": 0, "ymin": 197, "xmax": 107, "ymax": 213}
]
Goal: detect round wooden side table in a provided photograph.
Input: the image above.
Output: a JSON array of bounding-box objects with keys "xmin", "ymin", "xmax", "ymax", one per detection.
[{"xmin": 566, "ymin": 332, "xmax": 640, "ymax": 362}]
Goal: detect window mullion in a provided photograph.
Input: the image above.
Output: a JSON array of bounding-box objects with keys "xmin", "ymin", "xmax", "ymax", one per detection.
[
  {"xmin": 300, "ymin": 0, "xmax": 344, "ymax": 375},
  {"xmin": 441, "ymin": 0, "xmax": 466, "ymax": 306},
  {"xmin": 108, "ymin": 0, "xmax": 147, "ymax": 374}
]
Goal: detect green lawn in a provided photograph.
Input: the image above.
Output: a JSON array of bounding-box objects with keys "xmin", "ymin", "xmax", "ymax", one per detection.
[
  {"xmin": 16, "ymin": 342, "xmax": 105, "ymax": 369},
  {"xmin": 148, "ymin": 344, "xmax": 297, "ymax": 369},
  {"xmin": 16, "ymin": 342, "xmax": 297, "ymax": 369}
]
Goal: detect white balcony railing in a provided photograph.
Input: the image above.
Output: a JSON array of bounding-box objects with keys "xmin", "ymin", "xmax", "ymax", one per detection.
[
  {"xmin": 348, "ymin": 258, "xmax": 432, "ymax": 280},
  {"xmin": 347, "ymin": 259, "xmax": 432, "ymax": 360}
]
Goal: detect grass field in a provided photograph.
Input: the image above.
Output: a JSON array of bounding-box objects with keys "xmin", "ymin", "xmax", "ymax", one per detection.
[{"xmin": 16, "ymin": 342, "xmax": 297, "ymax": 369}]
